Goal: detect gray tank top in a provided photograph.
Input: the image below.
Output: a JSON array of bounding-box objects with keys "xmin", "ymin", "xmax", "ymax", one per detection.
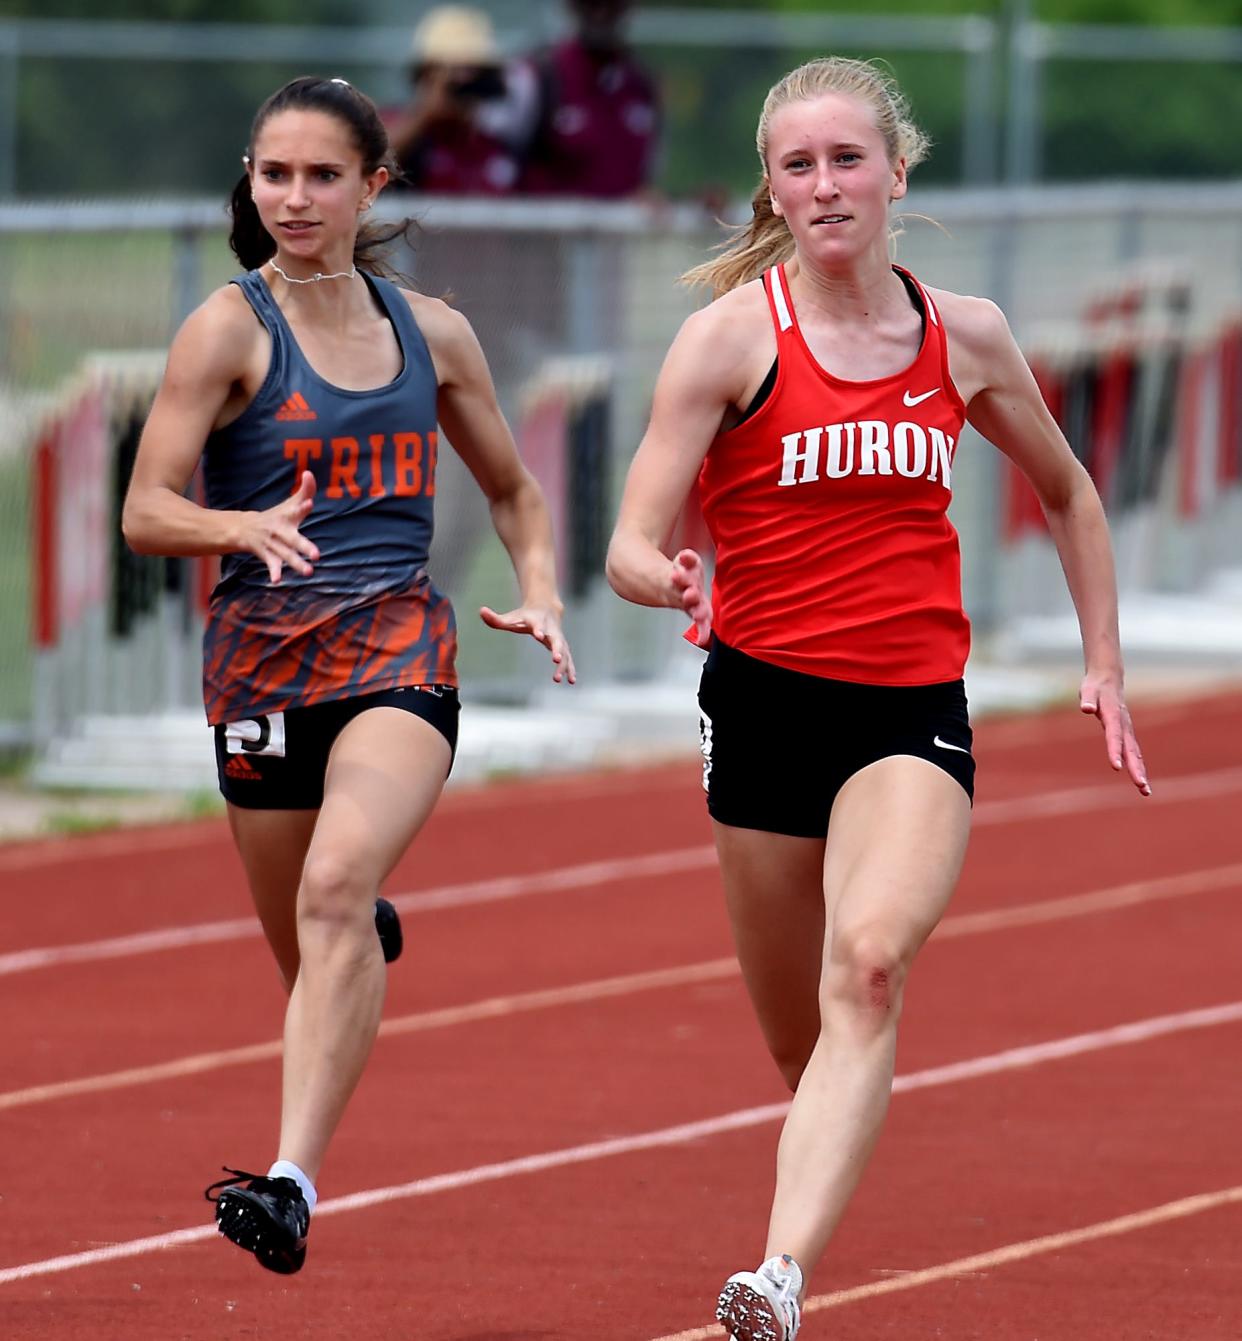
[{"xmin": 200, "ymin": 269, "xmax": 457, "ymax": 725}]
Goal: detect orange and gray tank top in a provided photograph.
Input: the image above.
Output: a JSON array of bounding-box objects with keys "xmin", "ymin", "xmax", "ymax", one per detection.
[{"xmin": 200, "ymin": 269, "xmax": 456, "ymax": 726}]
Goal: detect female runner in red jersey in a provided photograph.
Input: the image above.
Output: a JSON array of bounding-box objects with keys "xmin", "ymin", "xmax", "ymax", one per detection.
[
  {"xmin": 607, "ymin": 57, "xmax": 1149, "ymax": 1341},
  {"xmin": 123, "ymin": 76, "xmax": 573, "ymax": 1274}
]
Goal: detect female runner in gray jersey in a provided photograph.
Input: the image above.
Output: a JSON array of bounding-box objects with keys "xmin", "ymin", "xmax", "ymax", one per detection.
[{"xmin": 123, "ymin": 75, "xmax": 574, "ymax": 1275}]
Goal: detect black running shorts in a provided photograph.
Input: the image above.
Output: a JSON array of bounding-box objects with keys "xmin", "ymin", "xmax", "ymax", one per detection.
[
  {"xmin": 697, "ymin": 638, "xmax": 974, "ymax": 839},
  {"xmin": 214, "ymin": 684, "xmax": 460, "ymax": 810}
]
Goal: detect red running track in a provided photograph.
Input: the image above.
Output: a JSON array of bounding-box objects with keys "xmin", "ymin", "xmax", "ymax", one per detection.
[{"xmin": 1, "ymin": 690, "xmax": 1240, "ymax": 1340}]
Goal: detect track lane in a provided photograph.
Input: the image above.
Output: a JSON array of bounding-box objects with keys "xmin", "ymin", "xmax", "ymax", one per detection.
[
  {"xmin": 0, "ymin": 762, "xmax": 703, "ymax": 950},
  {"xmin": 1, "ymin": 692, "xmax": 1240, "ymax": 1338},
  {"xmin": 3, "ymin": 752, "xmax": 1239, "ymax": 987},
  {"xmin": 6, "ymin": 687, "xmax": 1242, "ymax": 955},
  {"xmin": 2, "ymin": 1018, "xmax": 1238, "ymax": 1340},
  {"xmin": 2, "ymin": 859, "xmax": 1240, "ymax": 1112},
  {"xmin": 1, "ymin": 775, "xmax": 1238, "ymax": 1095},
  {"xmin": 2, "ymin": 873, "xmax": 1240, "ymax": 1272}
]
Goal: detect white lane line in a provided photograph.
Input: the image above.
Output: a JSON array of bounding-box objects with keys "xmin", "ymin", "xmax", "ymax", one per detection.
[
  {"xmin": 2, "ymin": 998, "xmax": 1239, "ymax": 1285},
  {"xmin": 0, "ymin": 769, "xmax": 699, "ymax": 874},
  {"xmin": 4, "ymin": 764, "xmax": 1241, "ymax": 980},
  {"xmin": 931, "ymin": 862, "xmax": 1242, "ymax": 939},
  {"xmin": 0, "ymin": 959, "xmax": 739, "ymax": 1111},
  {"xmin": 4, "ymin": 861, "xmax": 1240, "ymax": 1114},
  {"xmin": 981, "ymin": 696, "xmax": 1201, "ymax": 748},
  {"xmin": 0, "ymin": 912, "xmax": 274, "ymax": 977},
  {"xmin": 974, "ymin": 763, "xmax": 1242, "ymax": 823},
  {"xmin": 0, "ymin": 826, "xmax": 226, "ymax": 874},
  {"xmin": 391, "ymin": 846, "xmax": 715, "ymax": 913},
  {"xmin": 647, "ymin": 1183, "xmax": 1242, "ymax": 1341},
  {"xmin": 0, "ymin": 847, "xmax": 715, "ymax": 978}
]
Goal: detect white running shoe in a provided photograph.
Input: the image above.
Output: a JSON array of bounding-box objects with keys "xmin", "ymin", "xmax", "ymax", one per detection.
[{"xmin": 716, "ymin": 1253, "xmax": 803, "ymax": 1341}]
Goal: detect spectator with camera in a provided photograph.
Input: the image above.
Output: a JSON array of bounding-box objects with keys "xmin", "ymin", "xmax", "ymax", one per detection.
[{"xmin": 387, "ymin": 5, "xmax": 524, "ymax": 196}]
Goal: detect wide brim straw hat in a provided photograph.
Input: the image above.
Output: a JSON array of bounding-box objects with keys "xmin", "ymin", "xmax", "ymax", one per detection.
[{"xmin": 411, "ymin": 5, "xmax": 502, "ymax": 66}]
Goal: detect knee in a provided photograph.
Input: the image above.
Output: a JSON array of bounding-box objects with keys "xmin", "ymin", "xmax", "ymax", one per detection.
[
  {"xmin": 822, "ymin": 927, "xmax": 910, "ymax": 1031},
  {"xmin": 297, "ymin": 853, "xmax": 373, "ymax": 938}
]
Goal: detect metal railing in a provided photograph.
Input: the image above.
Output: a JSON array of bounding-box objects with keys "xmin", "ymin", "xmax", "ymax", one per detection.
[{"xmin": 2, "ymin": 185, "xmax": 1241, "ymax": 752}]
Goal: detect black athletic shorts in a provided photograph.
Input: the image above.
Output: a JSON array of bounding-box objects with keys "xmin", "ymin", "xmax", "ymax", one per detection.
[
  {"xmin": 696, "ymin": 638, "xmax": 974, "ymax": 839},
  {"xmin": 213, "ymin": 684, "xmax": 460, "ymax": 810}
]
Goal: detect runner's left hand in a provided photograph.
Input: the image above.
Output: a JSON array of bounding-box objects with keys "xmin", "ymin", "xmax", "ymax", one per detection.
[
  {"xmin": 1080, "ymin": 674, "xmax": 1150, "ymax": 796},
  {"xmin": 480, "ymin": 605, "xmax": 576, "ymax": 684}
]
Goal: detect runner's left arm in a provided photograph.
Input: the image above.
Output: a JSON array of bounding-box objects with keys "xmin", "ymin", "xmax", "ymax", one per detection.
[{"xmin": 952, "ymin": 295, "xmax": 1148, "ymax": 795}]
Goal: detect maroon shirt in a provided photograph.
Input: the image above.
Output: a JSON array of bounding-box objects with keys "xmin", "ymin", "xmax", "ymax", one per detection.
[
  {"xmin": 399, "ymin": 121, "xmax": 520, "ymax": 196},
  {"xmin": 518, "ymin": 40, "xmax": 659, "ymax": 197}
]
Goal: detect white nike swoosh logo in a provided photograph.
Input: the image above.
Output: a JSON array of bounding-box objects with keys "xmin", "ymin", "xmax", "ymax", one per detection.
[
  {"xmin": 903, "ymin": 388, "xmax": 940, "ymax": 407},
  {"xmin": 933, "ymin": 735, "xmax": 971, "ymax": 755}
]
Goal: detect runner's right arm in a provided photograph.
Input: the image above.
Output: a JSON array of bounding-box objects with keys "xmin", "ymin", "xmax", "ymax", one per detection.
[
  {"xmin": 606, "ymin": 298, "xmax": 751, "ymax": 642},
  {"xmin": 122, "ymin": 288, "xmax": 320, "ymax": 582}
]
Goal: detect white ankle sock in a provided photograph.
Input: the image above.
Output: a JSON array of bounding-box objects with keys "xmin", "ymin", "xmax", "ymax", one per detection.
[{"xmin": 268, "ymin": 1159, "xmax": 317, "ymax": 1214}]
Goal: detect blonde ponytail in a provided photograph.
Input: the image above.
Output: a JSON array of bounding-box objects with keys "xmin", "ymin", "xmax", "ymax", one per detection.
[{"xmin": 681, "ymin": 180, "xmax": 796, "ymax": 298}]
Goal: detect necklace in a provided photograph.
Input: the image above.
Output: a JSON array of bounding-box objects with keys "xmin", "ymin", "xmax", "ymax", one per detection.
[{"xmin": 269, "ymin": 260, "xmax": 358, "ymax": 284}]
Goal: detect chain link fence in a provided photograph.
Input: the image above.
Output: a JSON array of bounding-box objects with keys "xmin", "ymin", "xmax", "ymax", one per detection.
[{"xmin": 2, "ymin": 185, "xmax": 1241, "ymax": 768}]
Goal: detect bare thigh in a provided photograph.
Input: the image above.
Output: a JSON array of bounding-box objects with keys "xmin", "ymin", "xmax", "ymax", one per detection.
[
  {"xmin": 226, "ymin": 704, "xmax": 452, "ymax": 986},
  {"xmin": 821, "ymin": 755, "xmax": 972, "ymax": 1005},
  {"xmin": 227, "ymin": 806, "xmax": 318, "ymax": 992},
  {"xmin": 303, "ymin": 705, "xmax": 452, "ymax": 902},
  {"xmin": 713, "ymin": 756, "xmax": 971, "ymax": 1088},
  {"xmin": 712, "ymin": 822, "xmax": 826, "ymax": 1091}
]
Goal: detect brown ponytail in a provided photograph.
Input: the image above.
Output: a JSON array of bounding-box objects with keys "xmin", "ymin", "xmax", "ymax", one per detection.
[{"xmin": 228, "ymin": 171, "xmax": 276, "ymax": 271}]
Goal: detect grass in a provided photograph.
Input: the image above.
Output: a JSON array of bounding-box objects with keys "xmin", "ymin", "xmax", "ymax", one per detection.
[
  {"xmin": 0, "ymin": 746, "xmax": 31, "ymax": 780},
  {"xmin": 42, "ymin": 810, "xmax": 124, "ymax": 837},
  {"xmin": 3, "ymin": 229, "xmax": 239, "ymax": 390},
  {"xmin": 180, "ymin": 789, "xmax": 225, "ymax": 820},
  {"xmin": 0, "ymin": 453, "xmax": 31, "ymax": 724},
  {"xmin": 0, "ymin": 780, "xmax": 225, "ymax": 845}
]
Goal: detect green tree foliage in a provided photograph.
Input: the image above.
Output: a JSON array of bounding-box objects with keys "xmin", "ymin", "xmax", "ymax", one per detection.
[
  {"xmin": 1042, "ymin": 59, "xmax": 1242, "ymax": 179},
  {"xmin": 648, "ymin": 42, "xmax": 974, "ymax": 202},
  {"xmin": 657, "ymin": 0, "xmax": 1242, "ymax": 19},
  {"xmin": 3, "ymin": 1, "xmax": 1241, "ymax": 195},
  {"xmin": 4, "ymin": 0, "xmax": 368, "ymax": 195},
  {"xmin": 642, "ymin": 0, "xmax": 1242, "ymax": 196},
  {"xmin": 0, "ymin": 0, "xmax": 353, "ymax": 19},
  {"xmin": 1044, "ymin": 0, "xmax": 1242, "ymax": 17}
]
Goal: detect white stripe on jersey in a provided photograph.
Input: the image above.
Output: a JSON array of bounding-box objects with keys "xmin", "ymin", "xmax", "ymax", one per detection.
[
  {"xmin": 921, "ymin": 284, "xmax": 941, "ymax": 326},
  {"xmin": 769, "ymin": 267, "xmax": 793, "ymax": 332}
]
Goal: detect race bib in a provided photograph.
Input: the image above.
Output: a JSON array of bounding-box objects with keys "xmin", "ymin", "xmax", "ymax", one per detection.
[{"xmin": 223, "ymin": 712, "xmax": 287, "ymax": 758}]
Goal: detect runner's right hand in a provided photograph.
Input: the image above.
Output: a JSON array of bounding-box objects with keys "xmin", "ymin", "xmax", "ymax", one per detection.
[
  {"xmin": 240, "ymin": 470, "xmax": 319, "ymax": 583},
  {"xmin": 671, "ymin": 548, "xmax": 712, "ymax": 647}
]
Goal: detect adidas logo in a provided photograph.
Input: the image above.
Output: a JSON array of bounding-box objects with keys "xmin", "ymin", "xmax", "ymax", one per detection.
[
  {"xmin": 224, "ymin": 754, "xmax": 261, "ymax": 780},
  {"xmin": 275, "ymin": 392, "xmax": 317, "ymax": 422}
]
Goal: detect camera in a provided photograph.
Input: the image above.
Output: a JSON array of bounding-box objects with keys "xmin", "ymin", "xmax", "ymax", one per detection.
[{"xmin": 448, "ymin": 66, "xmax": 506, "ymax": 102}]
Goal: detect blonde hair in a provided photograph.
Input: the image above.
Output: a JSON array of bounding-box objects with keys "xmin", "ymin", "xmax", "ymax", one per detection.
[{"xmin": 682, "ymin": 57, "xmax": 931, "ymax": 297}]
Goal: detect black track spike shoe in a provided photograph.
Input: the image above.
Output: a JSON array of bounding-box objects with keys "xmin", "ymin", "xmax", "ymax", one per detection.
[
  {"xmin": 205, "ymin": 1167, "xmax": 309, "ymax": 1275},
  {"xmin": 375, "ymin": 896, "xmax": 403, "ymax": 964}
]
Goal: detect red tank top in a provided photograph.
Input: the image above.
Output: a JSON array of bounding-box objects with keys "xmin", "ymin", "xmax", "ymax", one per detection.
[{"xmin": 696, "ymin": 263, "xmax": 971, "ymax": 685}]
